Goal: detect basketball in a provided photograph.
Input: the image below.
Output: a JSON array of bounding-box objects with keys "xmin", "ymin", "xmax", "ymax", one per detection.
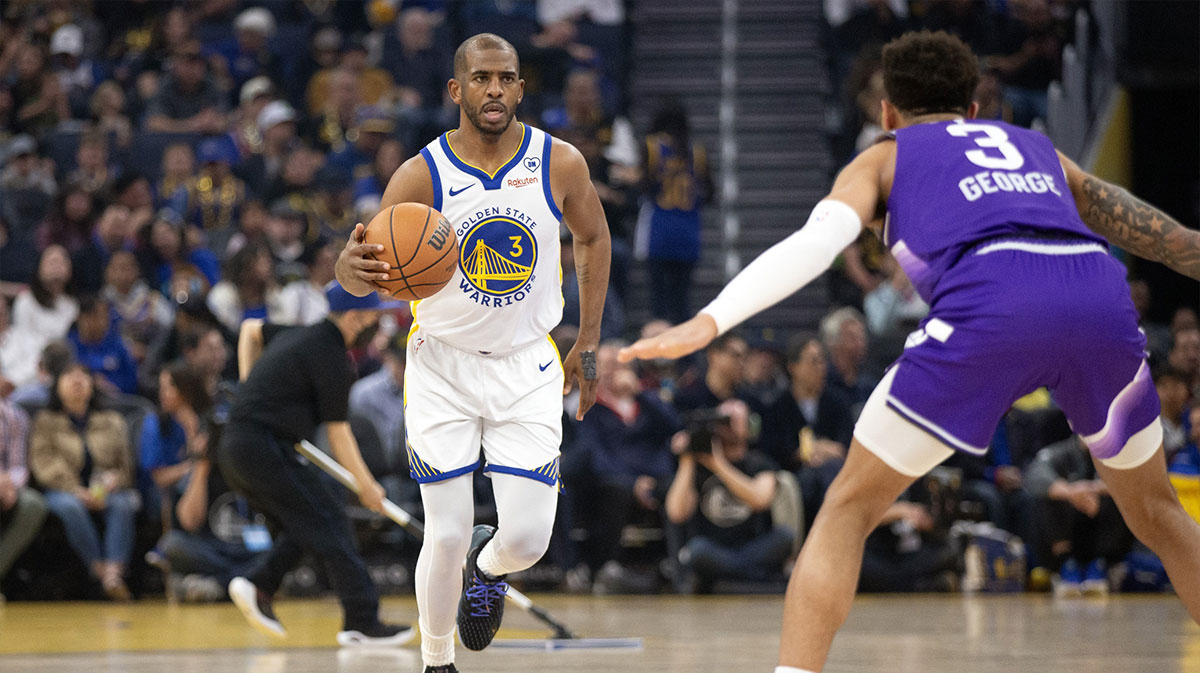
[{"xmin": 363, "ymin": 202, "xmax": 458, "ymax": 301}]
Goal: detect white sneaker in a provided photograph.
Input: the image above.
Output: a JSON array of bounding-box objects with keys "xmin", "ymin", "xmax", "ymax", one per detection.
[{"xmin": 229, "ymin": 577, "xmax": 287, "ymax": 638}]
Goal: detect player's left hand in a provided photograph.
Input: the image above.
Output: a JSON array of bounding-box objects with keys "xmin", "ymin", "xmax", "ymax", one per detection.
[
  {"xmin": 618, "ymin": 314, "xmax": 718, "ymax": 363},
  {"xmin": 562, "ymin": 343, "xmax": 598, "ymax": 420}
]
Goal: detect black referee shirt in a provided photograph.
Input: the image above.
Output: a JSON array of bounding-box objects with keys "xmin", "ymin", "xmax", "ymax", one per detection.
[{"xmin": 229, "ymin": 319, "xmax": 353, "ymax": 442}]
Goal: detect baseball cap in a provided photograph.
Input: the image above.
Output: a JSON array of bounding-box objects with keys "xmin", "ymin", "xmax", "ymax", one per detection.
[
  {"xmin": 234, "ymin": 7, "xmax": 276, "ymax": 37},
  {"xmin": 51, "ymin": 24, "xmax": 83, "ymax": 57},
  {"xmin": 257, "ymin": 100, "xmax": 297, "ymax": 133},
  {"xmin": 240, "ymin": 76, "xmax": 273, "ymax": 105},
  {"xmin": 196, "ymin": 136, "xmax": 237, "ymax": 164},
  {"xmin": 324, "ymin": 281, "xmax": 405, "ymax": 312},
  {"xmin": 5, "ymin": 134, "xmax": 36, "ymax": 160}
]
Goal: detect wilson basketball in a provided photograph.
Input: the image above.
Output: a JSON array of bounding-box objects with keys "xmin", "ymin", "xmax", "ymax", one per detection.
[{"xmin": 363, "ymin": 203, "xmax": 458, "ymax": 301}]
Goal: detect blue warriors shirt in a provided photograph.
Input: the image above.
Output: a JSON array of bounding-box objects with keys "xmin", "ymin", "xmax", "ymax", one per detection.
[
  {"xmin": 416, "ymin": 123, "xmax": 564, "ymax": 353},
  {"xmin": 885, "ymin": 119, "xmax": 1103, "ymax": 302},
  {"xmin": 635, "ymin": 133, "xmax": 708, "ymax": 263}
]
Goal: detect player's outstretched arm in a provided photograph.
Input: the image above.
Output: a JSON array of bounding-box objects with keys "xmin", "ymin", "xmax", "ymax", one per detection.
[
  {"xmin": 1060, "ymin": 151, "xmax": 1200, "ymax": 280},
  {"xmin": 554, "ymin": 140, "xmax": 611, "ymax": 420},
  {"xmin": 619, "ymin": 144, "xmax": 887, "ymax": 364},
  {"xmin": 334, "ymin": 156, "xmax": 435, "ymax": 296}
]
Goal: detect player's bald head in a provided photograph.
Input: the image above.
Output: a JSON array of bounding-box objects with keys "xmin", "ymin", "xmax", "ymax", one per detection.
[{"xmin": 454, "ymin": 33, "xmax": 519, "ymax": 80}]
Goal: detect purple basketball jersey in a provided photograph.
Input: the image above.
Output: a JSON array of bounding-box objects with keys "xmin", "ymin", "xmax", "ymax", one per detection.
[
  {"xmin": 885, "ymin": 120, "xmax": 1105, "ymax": 302},
  {"xmin": 867, "ymin": 119, "xmax": 1159, "ymax": 462}
]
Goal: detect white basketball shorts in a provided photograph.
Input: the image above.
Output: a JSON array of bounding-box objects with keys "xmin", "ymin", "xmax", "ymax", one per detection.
[{"xmin": 403, "ymin": 325, "xmax": 564, "ymax": 486}]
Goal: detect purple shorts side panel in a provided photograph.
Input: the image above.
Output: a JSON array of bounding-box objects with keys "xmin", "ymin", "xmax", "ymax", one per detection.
[{"xmin": 887, "ymin": 244, "xmax": 1159, "ymax": 459}]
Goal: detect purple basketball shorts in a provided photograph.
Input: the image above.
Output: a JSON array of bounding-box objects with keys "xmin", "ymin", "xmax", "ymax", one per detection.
[{"xmin": 885, "ymin": 238, "xmax": 1159, "ymax": 460}]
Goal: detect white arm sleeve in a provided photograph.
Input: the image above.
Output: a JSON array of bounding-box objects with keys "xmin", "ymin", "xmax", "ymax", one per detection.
[{"xmin": 700, "ymin": 199, "xmax": 864, "ymax": 334}]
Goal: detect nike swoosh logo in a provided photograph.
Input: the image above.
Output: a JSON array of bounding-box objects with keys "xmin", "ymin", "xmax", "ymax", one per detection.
[
  {"xmin": 538, "ymin": 360, "xmax": 554, "ymax": 371},
  {"xmin": 449, "ymin": 184, "xmax": 474, "ymax": 197}
]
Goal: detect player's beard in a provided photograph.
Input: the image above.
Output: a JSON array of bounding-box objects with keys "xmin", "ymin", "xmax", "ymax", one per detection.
[{"xmin": 464, "ymin": 98, "xmax": 514, "ymax": 137}]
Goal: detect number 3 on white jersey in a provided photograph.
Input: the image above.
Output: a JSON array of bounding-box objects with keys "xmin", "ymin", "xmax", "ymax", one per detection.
[{"xmin": 947, "ymin": 122, "xmax": 1025, "ymax": 170}]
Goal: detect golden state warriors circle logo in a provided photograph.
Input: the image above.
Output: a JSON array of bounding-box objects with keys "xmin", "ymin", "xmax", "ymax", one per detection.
[{"xmin": 459, "ymin": 216, "xmax": 537, "ymax": 296}]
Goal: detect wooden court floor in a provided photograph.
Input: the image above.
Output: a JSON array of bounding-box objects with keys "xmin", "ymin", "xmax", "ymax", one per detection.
[{"xmin": 0, "ymin": 594, "xmax": 1196, "ymax": 672}]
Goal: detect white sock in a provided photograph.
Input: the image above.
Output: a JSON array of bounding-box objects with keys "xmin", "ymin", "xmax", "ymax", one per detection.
[
  {"xmin": 420, "ymin": 622, "xmax": 455, "ymax": 666},
  {"xmin": 475, "ymin": 540, "xmax": 507, "ymax": 579},
  {"xmin": 775, "ymin": 667, "xmax": 818, "ymax": 673}
]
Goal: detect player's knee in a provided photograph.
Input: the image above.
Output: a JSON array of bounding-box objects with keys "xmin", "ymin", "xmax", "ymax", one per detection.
[
  {"xmin": 425, "ymin": 525, "xmax": 472, "ymax": 560},
  {"xmin": 496, "ymin": 522, "xmax": 552, "ymax": 567},
  {"xmin": 819, "ymin": 484, "xmax": 894, "ymax": 534},
  {"xmin": 1122, "ymin": 490, "xmax": 1184, "ymax": 545}
]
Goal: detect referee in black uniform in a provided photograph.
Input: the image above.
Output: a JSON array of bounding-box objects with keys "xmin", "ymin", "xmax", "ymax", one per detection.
[{"xmin": 218, "ymin": 281, "xmax": 413, "ymax": 647}]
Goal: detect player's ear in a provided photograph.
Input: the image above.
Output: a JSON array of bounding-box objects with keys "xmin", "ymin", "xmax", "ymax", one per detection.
[
  {"xmin": 880, "ymin": 99, "xmax": 898, "ymax": 132},
  {"xmin": 966, "ymin": 101, "xmax": 979, "ymax": 120},
  {"xmin": 447, "ymin": 78, "xmax": 461, "ymax": 105},
  {"xmin": 517, "ymin": 78, "xmax": 525, "ymax": 105}
]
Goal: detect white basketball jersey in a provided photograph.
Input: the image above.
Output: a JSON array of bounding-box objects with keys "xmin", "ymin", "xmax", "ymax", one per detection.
[{"xmin": 414, "ymin": 123, "xmax": 564, "ymax": 354}]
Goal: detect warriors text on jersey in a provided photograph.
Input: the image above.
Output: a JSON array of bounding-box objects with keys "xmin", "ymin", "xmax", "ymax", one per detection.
[{"xmin": 416, "ymin": 123, "xmax": 564, "ymax": 353}]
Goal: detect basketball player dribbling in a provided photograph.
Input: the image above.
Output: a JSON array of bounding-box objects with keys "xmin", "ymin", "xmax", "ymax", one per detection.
[
  {"xmin": 335, "ymin": 34, "xmax": 610, "ymax": 673},
  {"xmin": 621, "ymin": 31, "xmax": 1200, "ymax": 673}
]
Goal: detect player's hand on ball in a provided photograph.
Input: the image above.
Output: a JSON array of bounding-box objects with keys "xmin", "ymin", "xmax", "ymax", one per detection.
[
  {"xmin": 335, "ymin": 223, "xmax": 391, "ymax": 296},
  {"xmin": 359, "ymin": 478, "xmax": 386, "ymax": 515},
  {"xmin": 618, "ymin": 314, "xmax": 719, "ymax": 363}
]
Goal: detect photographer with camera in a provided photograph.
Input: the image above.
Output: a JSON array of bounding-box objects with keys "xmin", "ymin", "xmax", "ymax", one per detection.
[{"xmin": 665, "ymin": 398, "xmax": 793, "ymax": 593}]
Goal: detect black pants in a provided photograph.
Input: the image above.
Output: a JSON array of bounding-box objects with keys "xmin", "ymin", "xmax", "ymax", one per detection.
[
  {"xmin": 1036, "ymin": 495, "xmax": 1133, "ymax": 571},
  {"xmin": 859, "ymin": 537, "xmax": 959, "ymax": 593},
  {"xmin": 567, "ymin": 479, "xmax": 639, "ymax": 572},
  {"xmin": 648, "ymin": 259, "xmax": 694, "ymax": 325},
  {"xmin": 217, "ymin": 423, "xmax": 379, "ymax": 629}
]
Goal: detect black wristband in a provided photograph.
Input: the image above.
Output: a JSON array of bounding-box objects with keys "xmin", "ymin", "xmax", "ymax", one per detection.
[{"xmin": 580, "ymin": 350, "xmax": 597, "ymax": 380}]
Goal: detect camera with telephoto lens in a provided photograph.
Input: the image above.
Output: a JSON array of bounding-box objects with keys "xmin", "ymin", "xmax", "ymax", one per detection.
[{"xmin": 681, "ymin": 408, "xmax": 731, "ymax": 454}]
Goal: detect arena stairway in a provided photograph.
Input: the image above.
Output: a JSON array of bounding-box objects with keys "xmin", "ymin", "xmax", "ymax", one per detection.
[{"xmin": 627, "ymin": 0, "xmax": 835, "ymax": 337}]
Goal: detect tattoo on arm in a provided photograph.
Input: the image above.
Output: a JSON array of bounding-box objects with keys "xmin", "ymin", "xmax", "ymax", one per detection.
[{"xmin": 1080, "ymin": 176, "xmax": 1200, "ymax": 280}]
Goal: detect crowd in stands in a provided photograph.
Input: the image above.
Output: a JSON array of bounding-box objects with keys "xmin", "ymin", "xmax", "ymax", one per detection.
[{"xmin": 0, "ymin": 0, "xmax": 1197, "ymax": 607}]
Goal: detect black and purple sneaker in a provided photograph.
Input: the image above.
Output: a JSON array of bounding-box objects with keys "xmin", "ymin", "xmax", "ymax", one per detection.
[{"xmin": 456, "ymin": 524, "xmax": 508, "ymax": 651}]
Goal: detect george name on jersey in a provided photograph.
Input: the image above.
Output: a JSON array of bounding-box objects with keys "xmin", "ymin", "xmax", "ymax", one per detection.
[{"xmin": 958, "ymin": 170, "xmax": 1063, "ymax": 202}]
